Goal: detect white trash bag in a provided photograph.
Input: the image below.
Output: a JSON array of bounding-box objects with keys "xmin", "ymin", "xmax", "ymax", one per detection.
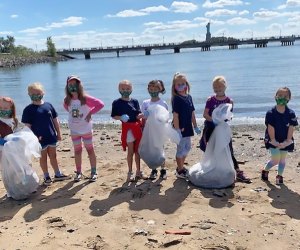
[
  {"xmin": 139, "ymin": 104, "xmax": 180, "ymax": 169},
  {"xmin": 188, "ymin": 103, "xmax": 236, "ymax": 188},
  {"xmin": 0, "ymin": 127, "xmax": 41, "ymax": 200}
]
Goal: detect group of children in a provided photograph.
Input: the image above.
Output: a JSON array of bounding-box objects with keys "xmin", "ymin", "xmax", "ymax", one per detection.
[{"xmin": 0, "ymin": 73, "xmax": 298, "ymax": 199}]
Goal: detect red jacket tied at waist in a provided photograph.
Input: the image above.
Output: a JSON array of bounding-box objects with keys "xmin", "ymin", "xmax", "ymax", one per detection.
[{"xmin": 121, "ymin": 121, "xmax": 142, "ymax": 152}]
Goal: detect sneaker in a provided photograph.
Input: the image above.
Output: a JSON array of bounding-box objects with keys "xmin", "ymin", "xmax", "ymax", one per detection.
[
  {"xmin": 127, "ymin": 172, "xmax": 135, "ymax": 182},
  {"xmin": 175, "ymin": 167, "xmax": 188, "ymax": 179},
  {"xmin": 135, "ymin": 171, "xmax": 148, "ymax": 181},
  {"xmin": 236, "ymin": 170, "xmax": 252, "ymax": 183},
  {"xmin": 74, "ymin": 172, "xmax": 82, "ymax": 182},
  {"xmin": 160, "ymin": 169, "xmax": 167, "ymax": 180},
  {"xmin": 90, "ymin": 173, "xmax": 98, "ymax": 182},
  {"xmin": 149, "ymin": 169, "xmax": 158, "ymax": 180},
  {"xmin": 53, "ymin": 173, "xmax": 71, "ymax": 182},
  {"xmin": 43, "ymin": 176, "xmax": 52, "ymax": 186},
  {"xmin": 261, "ymin": 170, "xmax": 269, "ymax": 181},
  {"xmin": 276, "ymin": 175, "xmax": 283, "ymax": 185}
]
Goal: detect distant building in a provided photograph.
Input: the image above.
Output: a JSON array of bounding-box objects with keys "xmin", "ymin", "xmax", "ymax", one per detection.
[{"xmin": 206, "ymin": 22, "xmax": 211, "ymax": 41}]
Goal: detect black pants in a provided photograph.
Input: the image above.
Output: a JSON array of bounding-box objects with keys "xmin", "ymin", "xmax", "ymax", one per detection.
[{"xmin": 199, "ymin": 121, "xmax": 239, "ymax": 171}]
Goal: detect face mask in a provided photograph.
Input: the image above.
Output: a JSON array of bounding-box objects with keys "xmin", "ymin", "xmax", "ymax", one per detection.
[
  {"xmin": 175, "ymin": 83, "xmax": 187, "ymax": 92},
  {"xmin": 0, "ymin": 109, "xmax": 12, "ymax": 118},
  {"xmin": 30, "ymin": 94, "xmax": 43, "ymax": 101},
  {"xmin": 149, "ymin": 91, "xmax": 159, "ymax": 98},
  {"xmin": 276, "ymin": 97, "xmax": 288, "ymax": 106},
  {"xmin": 119, "ymin": 90, "xmax": 132, "ymax": 98},
  {"xmin": 68, "ymin": 85, "xmax": 78, "ymax": 93}
]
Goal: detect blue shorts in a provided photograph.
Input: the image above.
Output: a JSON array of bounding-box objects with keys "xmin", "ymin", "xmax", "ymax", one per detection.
[
  {"xmin": 41, "ymin": 142, "xmax": 57, "ymax": 150},
  {"xmin": 176, "ymin": 137, "xmax": 191, "ymax": 158}
]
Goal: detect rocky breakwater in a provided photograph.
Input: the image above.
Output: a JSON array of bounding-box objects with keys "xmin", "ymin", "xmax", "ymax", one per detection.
[{"xmin": 0, "ymin": 54, "xmax": 68, "ymax": 68}]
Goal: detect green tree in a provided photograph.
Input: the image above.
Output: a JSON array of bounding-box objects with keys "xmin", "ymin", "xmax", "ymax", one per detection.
[{"xmin": 46, "ymin": 36, "xmax": 56, "ymax": 57}]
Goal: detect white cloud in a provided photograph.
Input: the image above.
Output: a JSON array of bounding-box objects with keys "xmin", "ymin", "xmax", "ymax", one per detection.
[
  {"xmin": 205, "ymin": 9, "xmax": 237, "ymax": 17},
  {"xmin": 171, "ymin": 1, "xmax": 198, "ymax": 13},
  {"xmin": 227, "ymin": 17, "xmax": 256, "ymax": 25},
  {"xmin": 19, "ymin": 27, "xmax": 50, "ymax": 34},
  {"xmin": 144, "ymin": 22, "xmax": 163, "ymax": 27},
  {"xmin": 10, "ymin": 14, "xmax": 18, "ymax": 18},
  {"xmin": 277, "ymin": 4, "xmax": 287, "ymax": 9},
  {"xmin": 253, "ymin": 10, "xmax": 280, "ymax": 19},
  {"xmin": 239, "ymin": 10, "xmax": 249, "ymax": 15},
  {"xmin": 286, "ymin": 0, "xmax": 300, "ymax": 7},
  {"xmin": 107, "ymin": 9, "xmax": 148, "ymax": 18},
  {"xmin": 140, "ymin": 5, "xmax": 169, "ymax": 13},
  {"xmin": 48, "ymin": 17, "xmax": 85, "ymax": 28},
  {"xmin": 203, "ymin": 0, "xmax": 243, "ymax": 8}
]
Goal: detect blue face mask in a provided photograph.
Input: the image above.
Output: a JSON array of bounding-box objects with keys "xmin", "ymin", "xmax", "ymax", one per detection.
[
  {"xmin": 30, "ymin": 94, "xmax": 43, "ymax": 101},
  {"xmin": 175, "ymin": 83, "xmax": 187, "ymax": 92},
  {"xmin": 0, "ymin": 109, "xmax": 12, "ymax": 118},
  {"xmin": 119, "ymin": 90, "xmax": 132, "ymax": 98}
]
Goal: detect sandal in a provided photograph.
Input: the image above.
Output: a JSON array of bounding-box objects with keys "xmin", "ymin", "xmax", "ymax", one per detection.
[
  {"xmin": 135, "ymin": 171, "xmax": 148, "ymax": 181},
  {"xmin": 127, "ymin": 172, "xmax": 135, "ymax": 182}
]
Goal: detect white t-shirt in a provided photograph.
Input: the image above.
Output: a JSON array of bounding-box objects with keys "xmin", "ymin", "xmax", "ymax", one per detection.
[{"xmin": 141, "ymin": 99, "xmax": 168, "ymax": 113}]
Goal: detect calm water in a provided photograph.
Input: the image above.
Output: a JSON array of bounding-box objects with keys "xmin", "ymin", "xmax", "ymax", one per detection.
[{"xmin": 1, "ymin": 43, "xmax": 300, "ymax": 125}]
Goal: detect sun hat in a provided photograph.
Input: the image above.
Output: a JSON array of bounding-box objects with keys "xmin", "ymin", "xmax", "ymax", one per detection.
[{"xmin": 67, "ymin": 75, "xmax": 81, "ymax": 83}]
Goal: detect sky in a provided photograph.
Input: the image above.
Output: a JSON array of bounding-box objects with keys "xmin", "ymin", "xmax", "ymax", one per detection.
[{"xmin": 1, "ymin": 0, "xmax": 300, "ymax": 50}]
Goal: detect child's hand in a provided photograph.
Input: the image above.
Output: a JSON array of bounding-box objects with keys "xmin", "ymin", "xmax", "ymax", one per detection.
[
  {"xmin": 269, "ymin": 139, "xmax": 279, "ymax": 147},
  {"xmin": 194, "ymin": 126, "xmax": 201, "ymax": 135},
  {"xmin": 120, "ymin": 114, "xmax": 129, "ymax": 122},
  {"xmin": 278, "ymin": 139, "xmax": 293, "ymax": 149},
  {"xmin": 85, "ymin": 113, "xmax": 92, "ymax": 122},
  {"xmin": 57, "ymin": 134, "xmax": 62, "ymax": 141},
  {"xmin": 143, "ymin": 110, "xmax": 150, "ymax": 119},
  {"xmin": 0, "ymin": 138, "xmax": 7, "ymax": 145}
]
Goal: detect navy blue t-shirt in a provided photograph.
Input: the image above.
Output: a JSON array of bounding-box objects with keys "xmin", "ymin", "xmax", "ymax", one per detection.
[
  {"xmin": 22, "ymin": 102, "xmax": 58, "ymax": 147},
  {"xmin": 111, "ymin": 98, "xmax": 141, "ymax": 122},
  {"xmin": 172, "ymin": 94, "xmax": 195, "ymax": 137},
  {"xmin": 264, "ymin": 106, "xmax": 298, "ymax": 150}
]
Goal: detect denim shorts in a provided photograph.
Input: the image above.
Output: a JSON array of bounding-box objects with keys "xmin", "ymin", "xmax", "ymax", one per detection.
[
  {"xmin": 176, "ymin": 136, "xmax": 191, "ymax": 158},
  {"xmin": 41, "ymin": 142, "xmax": 57, "ymax": 150}
]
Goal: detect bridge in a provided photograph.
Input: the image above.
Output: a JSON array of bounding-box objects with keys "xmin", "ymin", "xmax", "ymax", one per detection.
[{"xmin": 57, "ymin": 35, "xmax": 300, "ymax": 59}]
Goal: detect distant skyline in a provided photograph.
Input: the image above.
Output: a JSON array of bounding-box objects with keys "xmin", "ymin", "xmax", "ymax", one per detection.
[{"xmin": 1, "ymin": 0, "xmax": 300, "ymax": 50}]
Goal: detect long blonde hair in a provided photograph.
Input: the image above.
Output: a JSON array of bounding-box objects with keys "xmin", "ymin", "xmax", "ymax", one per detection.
[{"xmin": 171, "ymin": 72, "xmax": 191, "ymax": 102}]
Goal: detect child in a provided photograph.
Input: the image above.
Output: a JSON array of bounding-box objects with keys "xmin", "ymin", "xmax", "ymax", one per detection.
[
  {"xmin": 0, "ymin": 96, "xmax": 40, "ymax": 200},
  {"xmin": 64, "ymin": 75, "xmax": 104, "ymax": 182},
  {"xmin": 199, "ymin": 76, "xmax": 251, "ymax": 183},
  {"xmin": 141, "ymin": 80, "xmax": 168, "ymax": 180},
  {"xmin": 171, "ymin": 72, "xmax": 201, "ymax": 179},
  {"xmin": 22, "ymin": 82, "xmax": 69, "ymax": 185},
  {"xmin": 262, "ymin": 87, "xmax": 298, "ymax": 185},
  {"xmin": 111, "ymin": 80, "xmax": 147, "ymax": 182}
]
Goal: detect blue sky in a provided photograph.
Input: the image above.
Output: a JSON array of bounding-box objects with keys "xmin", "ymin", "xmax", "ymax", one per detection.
[{"xmin": 1, "ymin": 0, "xmax": 300, "ymax": 50}]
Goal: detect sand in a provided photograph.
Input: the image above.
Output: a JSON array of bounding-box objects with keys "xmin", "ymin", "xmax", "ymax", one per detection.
[{"xmin": 1, "ymin": 124, "xmax": 300, "ymax": 250}]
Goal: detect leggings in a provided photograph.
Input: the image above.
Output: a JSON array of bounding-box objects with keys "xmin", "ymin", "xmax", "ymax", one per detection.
[{"xmin": 264, "ymin": 148, "xmax": 287, "ymax": 176}]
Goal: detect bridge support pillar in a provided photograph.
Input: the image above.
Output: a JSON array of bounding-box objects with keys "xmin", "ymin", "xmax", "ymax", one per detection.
[
  {"xmin": 174, "ymin": 47, "xmax": 180, "ymax": 53},
  {"xmin": 84, "ymin": 52, "xmax": 91, "ymax": 59},
  {"xmin": 229, "ymin": 44, "xmax": 238, "ymax": 49},
  {"xmin": 255, "ymin": 42, "xmax": 268, "ymax": 48},
  {"xmin": 201, "ymin": 46, "xmax": 210, "ymax": 51},
  {"xmin": 145, "ymin": 48, "xmax": 151, "ymax": 55},
  {"xmin": 117, "ymin": 50, "xmax": 120, "ymax": 57}
]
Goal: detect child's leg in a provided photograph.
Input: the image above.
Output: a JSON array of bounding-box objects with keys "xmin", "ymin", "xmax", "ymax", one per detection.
[
  {"xmin": 277, "ymin": 150, "xmax": 288, "ymax": 176},
  {"xmin": 47, "ymin": 146, "xmax": 59, "ymax": 174},
  {"xmin": 134, "ymin": 151, "xmax": 141, "ymax": 173},
  {"xmin": 71, "ymin": 135, "xmax": 83, "ymax": 173},
  {"xmin": 40, "ymin": 148, "xmax": 49, "ymax": 178},
  {"xmin": 264, "ymin": 148, "xmax": 280, "ymax": 171},
  {"xmin": 127, "ymin": 142, "xmax": 134, "ymax": 173},
  {"xmin": 82, "ymin": 133, "xmax": 96, "ymax": 174}
]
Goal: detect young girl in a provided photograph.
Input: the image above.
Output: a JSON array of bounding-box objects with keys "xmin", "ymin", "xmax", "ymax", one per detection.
[
  {"xmin": 262, "ymin": 87, "xmax": 298, "ymax": 185},
  {"xmin": 111, "ymin": 80, "xmax": 147, "ymax": 182},
  {"xmin": 22, "ymin": 82, "xmax": 69, "ymax": 185},
  {"xmin": 141, "ymin": 80, "xmax": 168, "ymax": 180},
  {"xmin": 64, "ymin": 75, "xmax": 104, "ymax": 182},
  {"xmin": 200, "ymin": 76, "xmax": 251, "ymax": 183},
  {"xmin": 1, "ymin": 96, "xmax": 40, "ymax": 200},
  {"xmin": 171, "ymin": 72, "xmax": 201, "ymax": 179}
]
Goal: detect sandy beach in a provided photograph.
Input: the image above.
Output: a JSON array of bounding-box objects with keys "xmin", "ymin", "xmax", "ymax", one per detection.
[{"xmin": 1, "ymin": 124, "xmax": 300, "ymax": 250}]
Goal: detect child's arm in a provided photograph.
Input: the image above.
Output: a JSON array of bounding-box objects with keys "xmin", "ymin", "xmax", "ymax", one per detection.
[
  {"xmin": 267, "ymin": 124, "xmax": 279, "ymax": 147},
  {"xmin": 53, "ymin": 117, "xmax": 62, "ymax": 141},
  {"xmin": 203, "ymin": 107, "xmax": 212, "ymax": 121},
  {"xmin": 173, "ymin": 112, "xmax": 180, "ymax": 130},
  {"xmin": 85, "ymin": 96, "xmax": 105, "ymax": 122}
]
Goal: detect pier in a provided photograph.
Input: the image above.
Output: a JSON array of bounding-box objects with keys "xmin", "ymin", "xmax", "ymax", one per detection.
[{"xmin": 57, "ymin": 35, "xmax": 299, "ymax": 59}]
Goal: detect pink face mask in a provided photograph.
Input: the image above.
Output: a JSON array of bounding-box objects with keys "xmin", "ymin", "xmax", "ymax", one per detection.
[{"xmin": 175, "ymin": 83, "xmax": 187, "ymax": 92}]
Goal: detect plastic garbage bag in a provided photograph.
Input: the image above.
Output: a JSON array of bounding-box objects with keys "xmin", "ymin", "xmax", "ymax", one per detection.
[
  {"xmin": 188, "ymin": 104, "xmax": 235, "ymax": 188},
  {"xmin": 0, "ymin": 127, "xmax": 41, "ymax": 200},
  {"xmin": 139, "ymin": 104, "xmax": 180, "ymax": 169}
]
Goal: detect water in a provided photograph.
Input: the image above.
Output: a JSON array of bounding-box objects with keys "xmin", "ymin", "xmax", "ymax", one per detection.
[{"xmin": 1, "ymin": 43, "xmax": 300, "ymax": 125}]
